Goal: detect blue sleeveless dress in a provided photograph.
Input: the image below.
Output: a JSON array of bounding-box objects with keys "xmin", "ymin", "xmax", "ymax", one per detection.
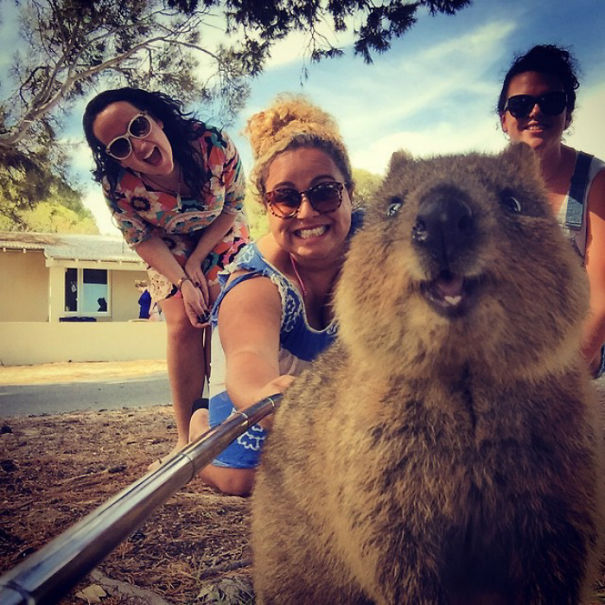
[{"xmin": 208, "ymin": 210, "xmax": 363, "ymax": 468}]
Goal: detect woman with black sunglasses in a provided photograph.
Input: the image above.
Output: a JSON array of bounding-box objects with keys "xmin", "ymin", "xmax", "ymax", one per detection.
[
  {"xmin": 188, "ymin": 95, "xmax": 363, "ymax": 496},
  {"xmin": 83, "ymin": 88, "xmax": 249, "ymax": 468},
  {"xmin": 498, "ymin": 44, "xmax": 605, "ymax": 378}
]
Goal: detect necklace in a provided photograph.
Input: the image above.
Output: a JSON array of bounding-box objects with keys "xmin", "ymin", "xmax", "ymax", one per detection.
[
  {"xmin": 141, "ymin": 166, "xmax": 182, "ymax": 207},
  {"xmin": 289, "ymin": 254, "xmax": 308, "ymax": 298}
]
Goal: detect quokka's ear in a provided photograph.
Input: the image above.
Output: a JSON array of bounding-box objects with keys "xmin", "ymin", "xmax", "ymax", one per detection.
[{"xmin": 385, "ymin": 149, "xmax": 414, "ymax": 177}]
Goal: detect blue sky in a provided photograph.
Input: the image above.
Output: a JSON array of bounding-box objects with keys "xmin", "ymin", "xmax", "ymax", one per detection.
[
  {"xmin": 222, "ymin": 0, "xmax": 605, "ymax": 174},
  {"xmin": 5, "ymin": 0, "xmax": 605, "ymax": 234}
]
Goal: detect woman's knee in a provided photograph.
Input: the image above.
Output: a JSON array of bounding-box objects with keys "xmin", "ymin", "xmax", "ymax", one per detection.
[
  {"xmin": 165, "ymin": 305, "xmax": 201, "ymax": 342},
  {"xmin": 219, "ymin": 472, "xmax": 255, "ymax": 497},
  {"xmin": 208, "ymin": 467, "xmax": 255, "ymax": 497},
  {"xmin": 189, "ymin": 409, "xmax": 209, "ymax": 441}
]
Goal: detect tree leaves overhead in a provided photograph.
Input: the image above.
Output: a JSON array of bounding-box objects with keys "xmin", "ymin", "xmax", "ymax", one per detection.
[
  {"xmin": 219, "ymin": 0, "xmax": 472, "ymax": 63},
  {"xmin": 1, "ymin": 0, "xmax": 471, "ymax": 156},
  {"xmin": 0, "ymin": 0, "xmax": 471, "ymax": 222},
  {"xmin": 1, "ymin": 0, "xmax": 253, "ymax": 154}
]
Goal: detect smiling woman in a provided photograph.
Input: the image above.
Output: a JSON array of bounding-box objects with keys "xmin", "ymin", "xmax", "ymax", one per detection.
[
  {"xmin": 82, "ymin": 88, "xmax": 249, "ymax": 467},
  {"xmin": 188, "ymin": 95, "xmax": 363, "ymax": 496},
  {"xmin": 498, "ymin": 45, "xmax": 605, "ymax": 378}
]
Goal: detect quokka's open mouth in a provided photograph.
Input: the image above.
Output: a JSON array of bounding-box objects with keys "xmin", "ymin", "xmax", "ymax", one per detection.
[{"xmin": 420, "ymin": 270, "xmax": 479, "ymax": 317}]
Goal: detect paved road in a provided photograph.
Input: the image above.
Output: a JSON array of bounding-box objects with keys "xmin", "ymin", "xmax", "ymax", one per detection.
[{"xmin": 0, "ymin": 373, "xmax": 171, "ymax": 417}]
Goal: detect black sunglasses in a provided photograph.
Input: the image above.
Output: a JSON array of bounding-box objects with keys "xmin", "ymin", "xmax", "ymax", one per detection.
[
  {"xmin": 504, "ymin": 91, "xmax": 567, "ymax": 119},
  {"xmin": 265, "ymin": 181, "xmax": 345, "ymax": 219},
  {"xmin": 105, "ymin": 113, "xmax": 153, "ymax": 160}
]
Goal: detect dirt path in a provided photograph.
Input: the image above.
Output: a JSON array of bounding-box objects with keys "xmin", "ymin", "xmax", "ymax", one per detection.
[{"xmin": 0, "ymin": 360, "xmax": 167, "ymax": 385}]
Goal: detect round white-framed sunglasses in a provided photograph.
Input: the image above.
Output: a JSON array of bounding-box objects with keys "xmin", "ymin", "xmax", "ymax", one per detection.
[{"xmin": 105, "ymin": 113, "xmax": 153, "ymax": 160}]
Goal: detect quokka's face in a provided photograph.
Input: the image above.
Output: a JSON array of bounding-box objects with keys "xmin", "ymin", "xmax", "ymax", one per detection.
[{"xmin": 335, "ymin": 144, "xmax": 588, "ymax": 372}]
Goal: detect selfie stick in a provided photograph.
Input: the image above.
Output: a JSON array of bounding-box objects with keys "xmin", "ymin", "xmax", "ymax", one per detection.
[{"xmin": 0, "ymin": 394, "xmax": 282, "ymax": 605}]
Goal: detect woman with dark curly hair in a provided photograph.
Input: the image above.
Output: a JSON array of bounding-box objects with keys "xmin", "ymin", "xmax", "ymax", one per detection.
[
  {"xmin": 83, "ymin": 88, "xmax": 249, "ymax": 466},
  {"xmin": 498, "ymin": 44, "xmax": 605, "ymax": 378}
]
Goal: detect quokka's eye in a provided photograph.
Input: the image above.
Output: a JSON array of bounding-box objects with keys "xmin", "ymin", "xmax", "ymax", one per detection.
[
  {"xmin": 500, "ymin": 190, "xmax": 522, "ymax": 214},
  {"xmin": 387, "ymin": 196, "xmax": 404, "ymax": 217}
]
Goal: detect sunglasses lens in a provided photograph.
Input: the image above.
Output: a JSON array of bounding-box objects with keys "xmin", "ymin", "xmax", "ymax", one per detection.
[
  {"xmin": 130, "ymin": 114, "xmax": 152, "ymax": 138},
  {"xmin": 267, "ymin": 189, "xmax": 301, "ymax": 217},
  {"xmin": 107, "ymin": 137, "xmax": 131, "ymax": 159},
  {"xmin": 506, "ymin": 92, "xmax": 567, "ymax": 118},
  {"xmin": 506, "ymin": 95, "xmax": 533, "ymax": 118},
  {"xmin": 266, "ymin": 182, "xmax": 344, "ymax": 217},
  {"xmin": 307, "ymin": 183, "xmax": 342, "ymax": 213},
  {"xmin": 539, "ymin": 92, "xmax": 567, "ymax": 115}
]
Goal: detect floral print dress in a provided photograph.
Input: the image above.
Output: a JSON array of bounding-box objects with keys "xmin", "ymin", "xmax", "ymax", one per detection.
[{"xmin": 102, "ymin": 126, "xmax": 249, "ymax": 300}]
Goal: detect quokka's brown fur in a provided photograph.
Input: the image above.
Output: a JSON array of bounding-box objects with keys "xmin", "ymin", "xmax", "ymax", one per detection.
[{"xmin": 251, "ymin": 143, "xmax": 604, "ymax": 604}]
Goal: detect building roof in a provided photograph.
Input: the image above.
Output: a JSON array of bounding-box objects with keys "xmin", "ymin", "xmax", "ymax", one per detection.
[{"xmin": 0, "ymin": 232, "xmax": 143, "ymax": 264}]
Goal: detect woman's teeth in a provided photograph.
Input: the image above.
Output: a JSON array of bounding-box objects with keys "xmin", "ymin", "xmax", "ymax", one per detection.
[{"xmin": 295, "ymin": 225, "xmax": 327, "ymax": 239}]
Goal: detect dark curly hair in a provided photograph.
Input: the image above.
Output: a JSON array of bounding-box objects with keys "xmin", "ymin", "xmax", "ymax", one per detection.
[
  {"xmin": 497, "ymin": 44, "xmax": 580, "ymax": 118},
  {"xmin": 83, "ymin": 87, "xmax": 216, "ymax": 199}
]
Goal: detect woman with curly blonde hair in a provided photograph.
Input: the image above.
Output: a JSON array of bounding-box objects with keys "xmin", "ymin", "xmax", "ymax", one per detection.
[{"xmin": 190, "ymin": 95, "xmax": 363, "ymax": 495}]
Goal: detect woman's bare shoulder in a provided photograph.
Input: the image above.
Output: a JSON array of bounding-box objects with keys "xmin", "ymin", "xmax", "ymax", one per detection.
[
  {"xmin": 255, "ymin": 234, "xmax": 289, "ymax": 272},
  {"xmin": 588, "ymin": 164, "xmax": 605, "ymax": 218}
]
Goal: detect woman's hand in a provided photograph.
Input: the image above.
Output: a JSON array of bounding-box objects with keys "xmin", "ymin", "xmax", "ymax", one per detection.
[
  {"xmin": 254, "ymin": 374, "xmax": 296, "ymax": 431},
  {"xmin": 180, "ymin": 279, "xmax": 209, "ymax": 328},
  {"xmin": 185, "ymin": 210, "xmax": 237, "ymax": 305},
  {"xmin": 185, "ymin": 253, "xmax": 210, "ymax": 306}
]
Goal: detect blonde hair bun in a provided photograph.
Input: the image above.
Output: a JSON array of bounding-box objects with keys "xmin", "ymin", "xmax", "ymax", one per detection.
[
  {"xmin": 246, "ymin": 94, "xmax": 341, "ymax": 161},
  {"xmin": 244, "ymin": 94, "xmax": 351, "ymax": 202}
]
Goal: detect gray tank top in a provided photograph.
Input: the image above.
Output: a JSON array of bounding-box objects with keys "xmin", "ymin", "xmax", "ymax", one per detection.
[{"xmin": 558, "ymin": 151, "xmax": 605, "ymax": 260}]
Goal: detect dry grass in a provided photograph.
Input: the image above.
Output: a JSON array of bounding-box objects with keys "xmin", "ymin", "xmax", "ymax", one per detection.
[{"xmin": 0, "ymin": 406, "xmax": 251, "ymax": 604}]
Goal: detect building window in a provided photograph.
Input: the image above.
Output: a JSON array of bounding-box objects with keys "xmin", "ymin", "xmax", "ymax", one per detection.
[
  {"xmin": 64, "ymin": 268, "xmax": 109, "ymax": 314},
  {"xmin": 65, "ymin": 268, "xmax": 78, "ymax": 312}
]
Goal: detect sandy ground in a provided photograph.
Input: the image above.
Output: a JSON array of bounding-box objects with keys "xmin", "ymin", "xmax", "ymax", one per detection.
[
  {"xmin": 0, "ymin": 360, "xmax": 168, "ymax": 385},
  {"xmin": 0, "ymin": 405, "xmax": 253, "ymax": 605},
  {"xmin": 0, "ymin": 360, "xmax": 254, "ymax": 604}
]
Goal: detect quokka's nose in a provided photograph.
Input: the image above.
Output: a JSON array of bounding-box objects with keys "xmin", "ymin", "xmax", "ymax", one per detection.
[{"xmin": 412, "ymin": 186, "xmax": 475, "ymax": 265}]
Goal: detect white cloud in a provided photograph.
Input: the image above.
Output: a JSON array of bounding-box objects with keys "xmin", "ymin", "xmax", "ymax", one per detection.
[
  {"xmin": 191, "ymin": 10, "xmax": 357, "ymax": 84},
  {"xmin": 349, "ymin": 80, "xmax": 605, "ymax": 176},
  {"xmin": 351, "ymin": 115, "xmax": 505, "ymax": 175},
  {"xmin": 264, "ymin": 25, "xmax": 357, "ymax": 70},
  {"xmin": 304, "ymin": 20, "xmax": 517, "ymax": 156},
  {"xmin": 66, "ymin": 139, "xmax": 95, "ymax": 174},
  {"xmin": 315, "ymin": 20, "xmax": 518, "ymax": 173},
  {"xmin": 417, "ymin": 20, "xmax": 516, "ymax": 64}
]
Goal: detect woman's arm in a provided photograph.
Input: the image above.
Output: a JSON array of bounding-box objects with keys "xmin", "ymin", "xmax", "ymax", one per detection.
[
  {"xmin": 135, "ymin": 236, "xmax": 207, "ymax": 328},
  {"xmin": 581, "ymin": 169, "xmax": 605, "ymax": 371},
  {"xmin": 218, "ymin": 274, "xmax": 291, "ymax": 411},
  {"xmin": 184, "ymin": 210, "xmax": 236, "ymax": 302},
  {"xmin": 185, "ymin": 131, "xmax": 246, "ymax": 301}
]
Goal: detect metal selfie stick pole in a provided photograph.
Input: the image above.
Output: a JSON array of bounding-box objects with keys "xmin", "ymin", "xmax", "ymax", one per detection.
[{"xmin": 0, "ymin": 394, "xmax": 282, "ymax": 605}]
